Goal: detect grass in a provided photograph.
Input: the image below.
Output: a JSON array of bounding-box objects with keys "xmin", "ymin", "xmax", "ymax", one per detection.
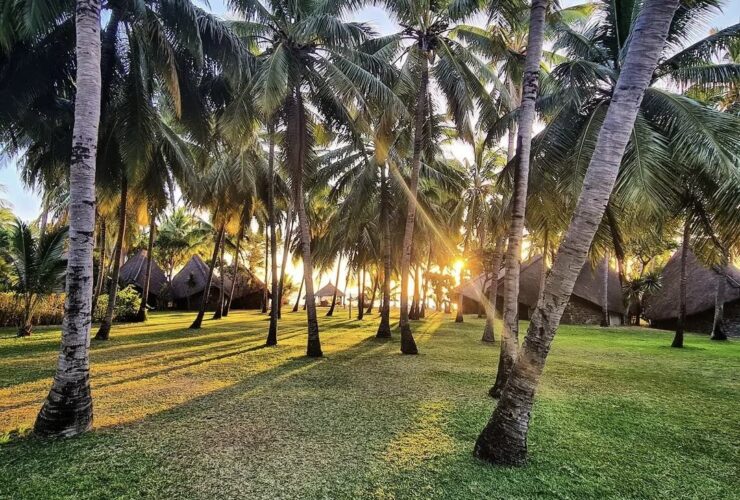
[{"xmin": 1, "ymin": 309, "xmax": 738, "ymax": 499}]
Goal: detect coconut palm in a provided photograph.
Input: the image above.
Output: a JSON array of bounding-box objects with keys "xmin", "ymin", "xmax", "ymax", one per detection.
[
  {"xmin": 2, "ymin": 219, "xmax": 67, "ymax": 336},
  {"xmin": 474, "ymin": 0, "xmax": 682, "ymax": 466},
  {"xmin": 228, "ymin": 0, "xmax": 400, "ymax": 356},
  {"xmin": 34, "ymin": 0, "xmax": 102, "ymax": 438}
]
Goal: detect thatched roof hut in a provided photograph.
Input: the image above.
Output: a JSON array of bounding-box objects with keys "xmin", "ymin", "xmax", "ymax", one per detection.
[
  {"xmin": 169, "ymin": 255, "xmax": 226, "ymax": 310},
  {"xmin": 643, "ymin": 250, "xmax": 740, "ymax": 334},
  {"xmin": 314, "ymin": 282, "xmax": 344, "ymax": 299},
  {"xmin": 119, "ymin": 250, "xmax": 168, "ymax": 305},
  {"xmin": 457, "ymin": 255, "xmax": 625, "ymax": 324},
  {"xmin": 223, "ymin": 267, "xmax": 269, "ymax": 309}
]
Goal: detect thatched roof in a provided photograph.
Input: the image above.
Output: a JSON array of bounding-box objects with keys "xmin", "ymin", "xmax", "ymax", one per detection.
[
  {"xmin": 119, "ymin": 250, "xmax": 168, "ymax": 297},
  {"xmin": 314, "ymin": 282, "xmax": 344, "ymax": 298},
  {"xmin": 170, "ymin": 255, "xmax": 224, "ymax": 299},
  {"xmin": 223, "ymin": 266, "xmax": 268, "ymax": 298},
  {"xmin": 643, "ymin": 250, "xmax": 740, "ymax": 321},
  {"xmin": 457, "ymin": 255, "xmax": 624, "ymax": 313}
]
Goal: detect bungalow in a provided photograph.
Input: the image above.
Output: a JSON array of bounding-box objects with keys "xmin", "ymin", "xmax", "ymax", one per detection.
[
  {"xmin": 169, "ymin": 255, "xmax": 228, "ymax": 311},
  {"xmin": 643, "ymin": 250, "xmax": 740, "ymax": 336},
  {"xmin": 313, "ymin": 282, "xmax": 345, "ymax": 307},
  {"xmin": 119, "ymin": 250, "xmax": 168, "ymax": 308}
]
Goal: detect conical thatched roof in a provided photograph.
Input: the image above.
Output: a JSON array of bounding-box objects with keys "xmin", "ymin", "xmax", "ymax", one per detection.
[
  {"xmin": 119, "ymin": 250, "xmax": 168, "ymax": 297},
  {"xmin": 314, "ymin": 282, "xmax": 344, "ymax": 299},
  {"xmin": 457, "ymin": 255, "xmax": 624, "ymax": 313},
  {"xmin": 223, "ymin": 266, "xmax": 268, "ymax": 299},
  {"xmin": 170, "ymin": 255, "xmax": 224, "ymax": 299},
  {"xmin": 643, "ymin": 250, "xmax": 740, "ymax": 321}
]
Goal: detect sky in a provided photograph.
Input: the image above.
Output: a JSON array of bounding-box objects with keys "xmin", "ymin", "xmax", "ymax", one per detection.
[{"xmin": 1, "ymin": 0, "xmax": 738, "ymax": 221}]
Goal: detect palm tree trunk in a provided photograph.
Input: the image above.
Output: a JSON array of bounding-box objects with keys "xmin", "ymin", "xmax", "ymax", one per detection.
[
  {"xmin": 672, "ymin": 218, "xmax": 690, "ymax": 347},
  {"xmin": 711, "ymin": 254, "xmax": 729, "ymax": 341},
  {"xmin": 35, "ymin": 0, "xmax": 101, "ymax": 437},
  {"xmin": 277, "ymin": 206, "xmax": 293, "ymax": 319},
  {"xmin": 289, "ymin": 88, "xmax": 322, "ymax": 357},
  {"xmin": 601, "ymin": 254, "xmax": 610, "ymax": 327},
  {"xmin": 190, "ymin": 222, "xmax": 225, "ymax": 329},
  {"xmin": 367, "ymin": 271, "xmax": 378, "ymax": 314},
  {"xmin": 490, "ymin": 0, "xmax": 548, "ymax": 398},
  {"xmin": 267, "ymin": 125, "xmax": 279, "ymax": 346},
  {"xmin": 327, "ymin": 253, "xmax": 342, "ymax": 317},
  {"xmin": 292, "ymin": 276, "xmax": 304, "ymax": 313},
  {"xmin": 539, "ymin": 228, "xmax": 549, "ymax": 301},
  {"xmin": 135, "ymin": 210, "xmax": 156, "ymax": 322},
  {"xmin": 358, "ymin": 265, "xmax": 366, "ymax": 320},
  {"xmin": 92, "ymin": 217, "xmax": 106, "ymax": 314},
  {"xmin": 410, "ymin": 265, "xmax": 421, "ymax": 320},
  {"xmin": 398, "ymin": 47, "xmax": 429, "ymax": 355},
  {"xmin": 95, "ymin": 175, "xmax": 127, "ymax": 340},
  {"xmin": 482, "ymin": 237, "xmax": 504, "ymax": 343},
  {"xmin": 262, "ymin": 226, "xmax": 269, "ymax": 314},
  {"xmin": 456, "ymin": 239, "xmax": 469, "ymax": 323},
  {"xmin": 212, "ymin": 242, "xmax": 225, "ymax": 320},
  {"xmin": 377, "ymin": 163, "xmax": 393, "ymax": 338},
  {"xmin": 224, "ymin": 220, "xmax": 245, "ymax": 317},
  {"xmin": 474, "ymin": 0, "xmax": 679, "ymax": 465}
]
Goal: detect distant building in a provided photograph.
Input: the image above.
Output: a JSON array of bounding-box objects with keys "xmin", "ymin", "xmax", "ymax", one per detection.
[
  {"xmin": 119, "ymin": 250, "xmax": 168, "ymax": 308},
  {"xmin": 169, "ymin": 255, "xmax": 228, "ymax": 311},
  {"xmin": 312, "ymin": 282, "xmax": 345, "ymax": 307},
  {"xmin": 643, "ymin": 250, "xmax": 740, "ymax": 336}
]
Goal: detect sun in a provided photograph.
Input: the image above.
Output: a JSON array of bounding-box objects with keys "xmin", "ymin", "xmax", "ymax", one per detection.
[{"xmin": 453, "ymin": 259, "xmax": 465, "ymax": 273}]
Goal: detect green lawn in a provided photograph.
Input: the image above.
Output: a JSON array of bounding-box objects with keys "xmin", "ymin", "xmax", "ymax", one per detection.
[{"xmin": 1, "ymin": 310, "xmax": 738, "ymax": 499}]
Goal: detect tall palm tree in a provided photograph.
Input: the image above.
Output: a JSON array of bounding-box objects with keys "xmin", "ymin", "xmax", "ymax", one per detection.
[
  {"xmin": 474, "ymin": 0, "xmax": 681, "ymax": 466},
  {"xmin": 230, "ymin": 0, "xmax": 399, "ymax": 356},
  {"xmin": 34, "ymin": 0, "xmax": 102, "ymax": 437}
]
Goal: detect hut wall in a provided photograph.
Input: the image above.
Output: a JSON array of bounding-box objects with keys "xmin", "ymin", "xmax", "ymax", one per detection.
[
  {"xmin": 172, "ymin": 289, "xmax": 223, "ymax": 311},
  {"xmin": 230, "ymin": 292, "xmax": 264, "ymax": 310},
  {"xmin": 650, "ymin": 300, "xmax": 740, "ymax": 336},
  {"xmin": 560, "ymin": 296, "xmax": 603, "ymax": 325}
]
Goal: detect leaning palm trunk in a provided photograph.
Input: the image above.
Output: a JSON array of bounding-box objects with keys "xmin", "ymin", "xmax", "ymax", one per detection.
[
  {"xmin": 267, "ymin": 127, "xmax": 279, "ymax": 345},
  {"xmin": 34, "ymin": 0, "xmax": 102, "ymax": 437},
  {"xmin": 367, "ymin": 272, "xmax": 378, "ymax": 314},
  {"xmin": 292, "ymin": 276, "xmax": 304, "ymax": 313},
  {"xmin": 377, "ymin": 164, "xmax": 393, "ymax": 338},
  {"xmin": 601, "ymin": 254, "xmax": 610, "ymax": 326},
  {"xmin": 224, "ymin": 222, "xmax": 245, "ymax": 317},
  {"xmin": 673, "ymin": 219, "xmax": 690, "ymax": 347},
  {"xmin": 327, "ymin": 253, "xmax": 342, "ymax": 317},
  {"xmin": 91, "ymin": 218, "xmax": 106, "ymax": 313},
  {"xmin": 212, "ymin": 244, "xmax": 226, "ymax": 320},
  {"xmin": 262, "ymin": 226, "xmax": 269, "ymax": 314},
  {"xmin": 135, "ymin": 211, "xmax": 156, "ymax": 322},
  {"xmin": 95, "ymin": 176, "xmax": 128, "ymax": 340},
  {"xmin": 491, "ymin": 0, "xmax": 548, "ymax": 398},
  {"xmin": 190, "ymin": 222, "xmax": 225, "ymax": 329},
  {"xmin": 474, "ymin": 0, "xmax": 679, "ymax": 465},
  {"xmin": 482, "ymin": 237, "xmax": 504, "ymax": 343},
  {"xmin": 711, "ymin": 255, "xmax": 729, "ymax": 341},
  {"xmin": 398, "ymin": 51, "xmax": 429, "ymax": 355},
  {"xmin": 358, "ymin": 266, "xmax": 366, "ymax": 320},
  {"xmin": 288, "ymin": 89, "xmax": 322, "ymax": 356}
]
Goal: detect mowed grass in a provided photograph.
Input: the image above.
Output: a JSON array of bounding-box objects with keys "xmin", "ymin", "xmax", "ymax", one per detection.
[{"xmin": 0, "ymin": 309, "xmax": 738, "ymax": 499}]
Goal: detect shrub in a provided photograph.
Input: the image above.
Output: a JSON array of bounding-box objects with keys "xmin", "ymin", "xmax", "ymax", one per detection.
[
  {"xmin": 94, "ymin": 285, "xmax": 142, "ymax": 323},
  {"xmin": 0, "ymin": 293, "xmax": 65, "ymax": 328}
]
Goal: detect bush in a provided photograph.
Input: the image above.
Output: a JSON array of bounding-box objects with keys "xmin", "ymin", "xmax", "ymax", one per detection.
[
  {"xmin": 0, "ymin": 293, "xmax": 65, "ymax": 328},
  {"xmin": 94, "ymin": 285, "xmax": 142, "ymax": 323}
]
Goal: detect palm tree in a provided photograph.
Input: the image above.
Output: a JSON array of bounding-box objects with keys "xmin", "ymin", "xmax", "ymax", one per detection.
[
  {"xmin": 230, "ymin": 0, "xmax": 399, "ymax": 357},
  {"xmin": 34, "ymin": 0, "xmax": 102, "ymax": 437},
  {"xmin": 474, "ymin": 0, "xmax": 681, "ymax": 466},
  {"xmin": 377, "ymin": 0, "xmax": 492, "ymax": 354},
  {"xmin": 2, "ymin": 220, "xmax": 67, "ymax": 336}
]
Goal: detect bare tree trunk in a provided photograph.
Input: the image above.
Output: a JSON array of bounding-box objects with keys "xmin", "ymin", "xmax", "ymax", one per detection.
[
  {"xmin": 288, "ymin": 88, "xmax": 321, "ymax": 356},
  {"xmin": 367, "ymin": 271, "xmax": 378, "ymax": 314},
  {"xmin": 277, "ymin": 205, "xmax": 293, "ymax": 319},
  {"xmin": 292, "ymin": 276, "xmax": 304, "ymax": 313},
  {"xmin": 482, "ymin": 237, "xmax": 504, "ymax": 343},
  {"xmin": 92, "ymin": 217, "xmax": 106, "ymax": 314},
  {"xmin": 474, "ymin": 0, "xmax": 679, "ymax": 465},
  {"xmin": 456, "ymin": 238, "xmax": 469, "ymax": 323},
  {"xmin": 672, "ymin": 218, "xmax": 690, "ymax": 347},
  {"xmin": 135, "ymin": 210, "xmax": 156, "ymax": 322},
  {"xmin": 212, "ymin": 242, "xmax": 226, "ymax": 320},
  {"xmin": 358, "ymin": 265, "xmax": 366, "ymax": 320},
  {"xmin": 409, "ymin": 264, "xmax": 421, "ymax": 320},
  {"xmin": 711, "ymin": 255, "xmax": 729, "ymax": 341},
  {"xmin": 35, "ymin": 0, "xmax": 101, "ymax": 437},
  {"xmin": 95, "ymin": 175, "xmax": 127, "ymax": 340},
  {"xmin": 539, "ymin": 228, "xmax": 549, "ymax": 302},
  {"xmin": 267, "ymin": 126, "xmax": 279, "ymax": 345},
  {"xmin": 491, "ymin": 0, "xmax": 547, "ymax": 397},
  {"xmin": 224, "ymin": 221, "xmax": 244, "ymax": 317},
  {"xmin": 377, "ymin": 163, "xmax": 392, "ymax": 338},
  {"xmin": 601, "ymin": 254, "xmax": 610, "ymax": 327},
  {"xmin": 398, "ymin": 49, "xmax": 429, "ymax": 355},
  {"xmin": 190, "ymin": 222, "xmax": 224, "ymax": 329},
  {"xmin": 262, "ymin": 226, "xmax": 269, "ymax": 314},
  {"xmin": 327, "ymin": 253, "xmax": 342, "ymax": 317}
]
